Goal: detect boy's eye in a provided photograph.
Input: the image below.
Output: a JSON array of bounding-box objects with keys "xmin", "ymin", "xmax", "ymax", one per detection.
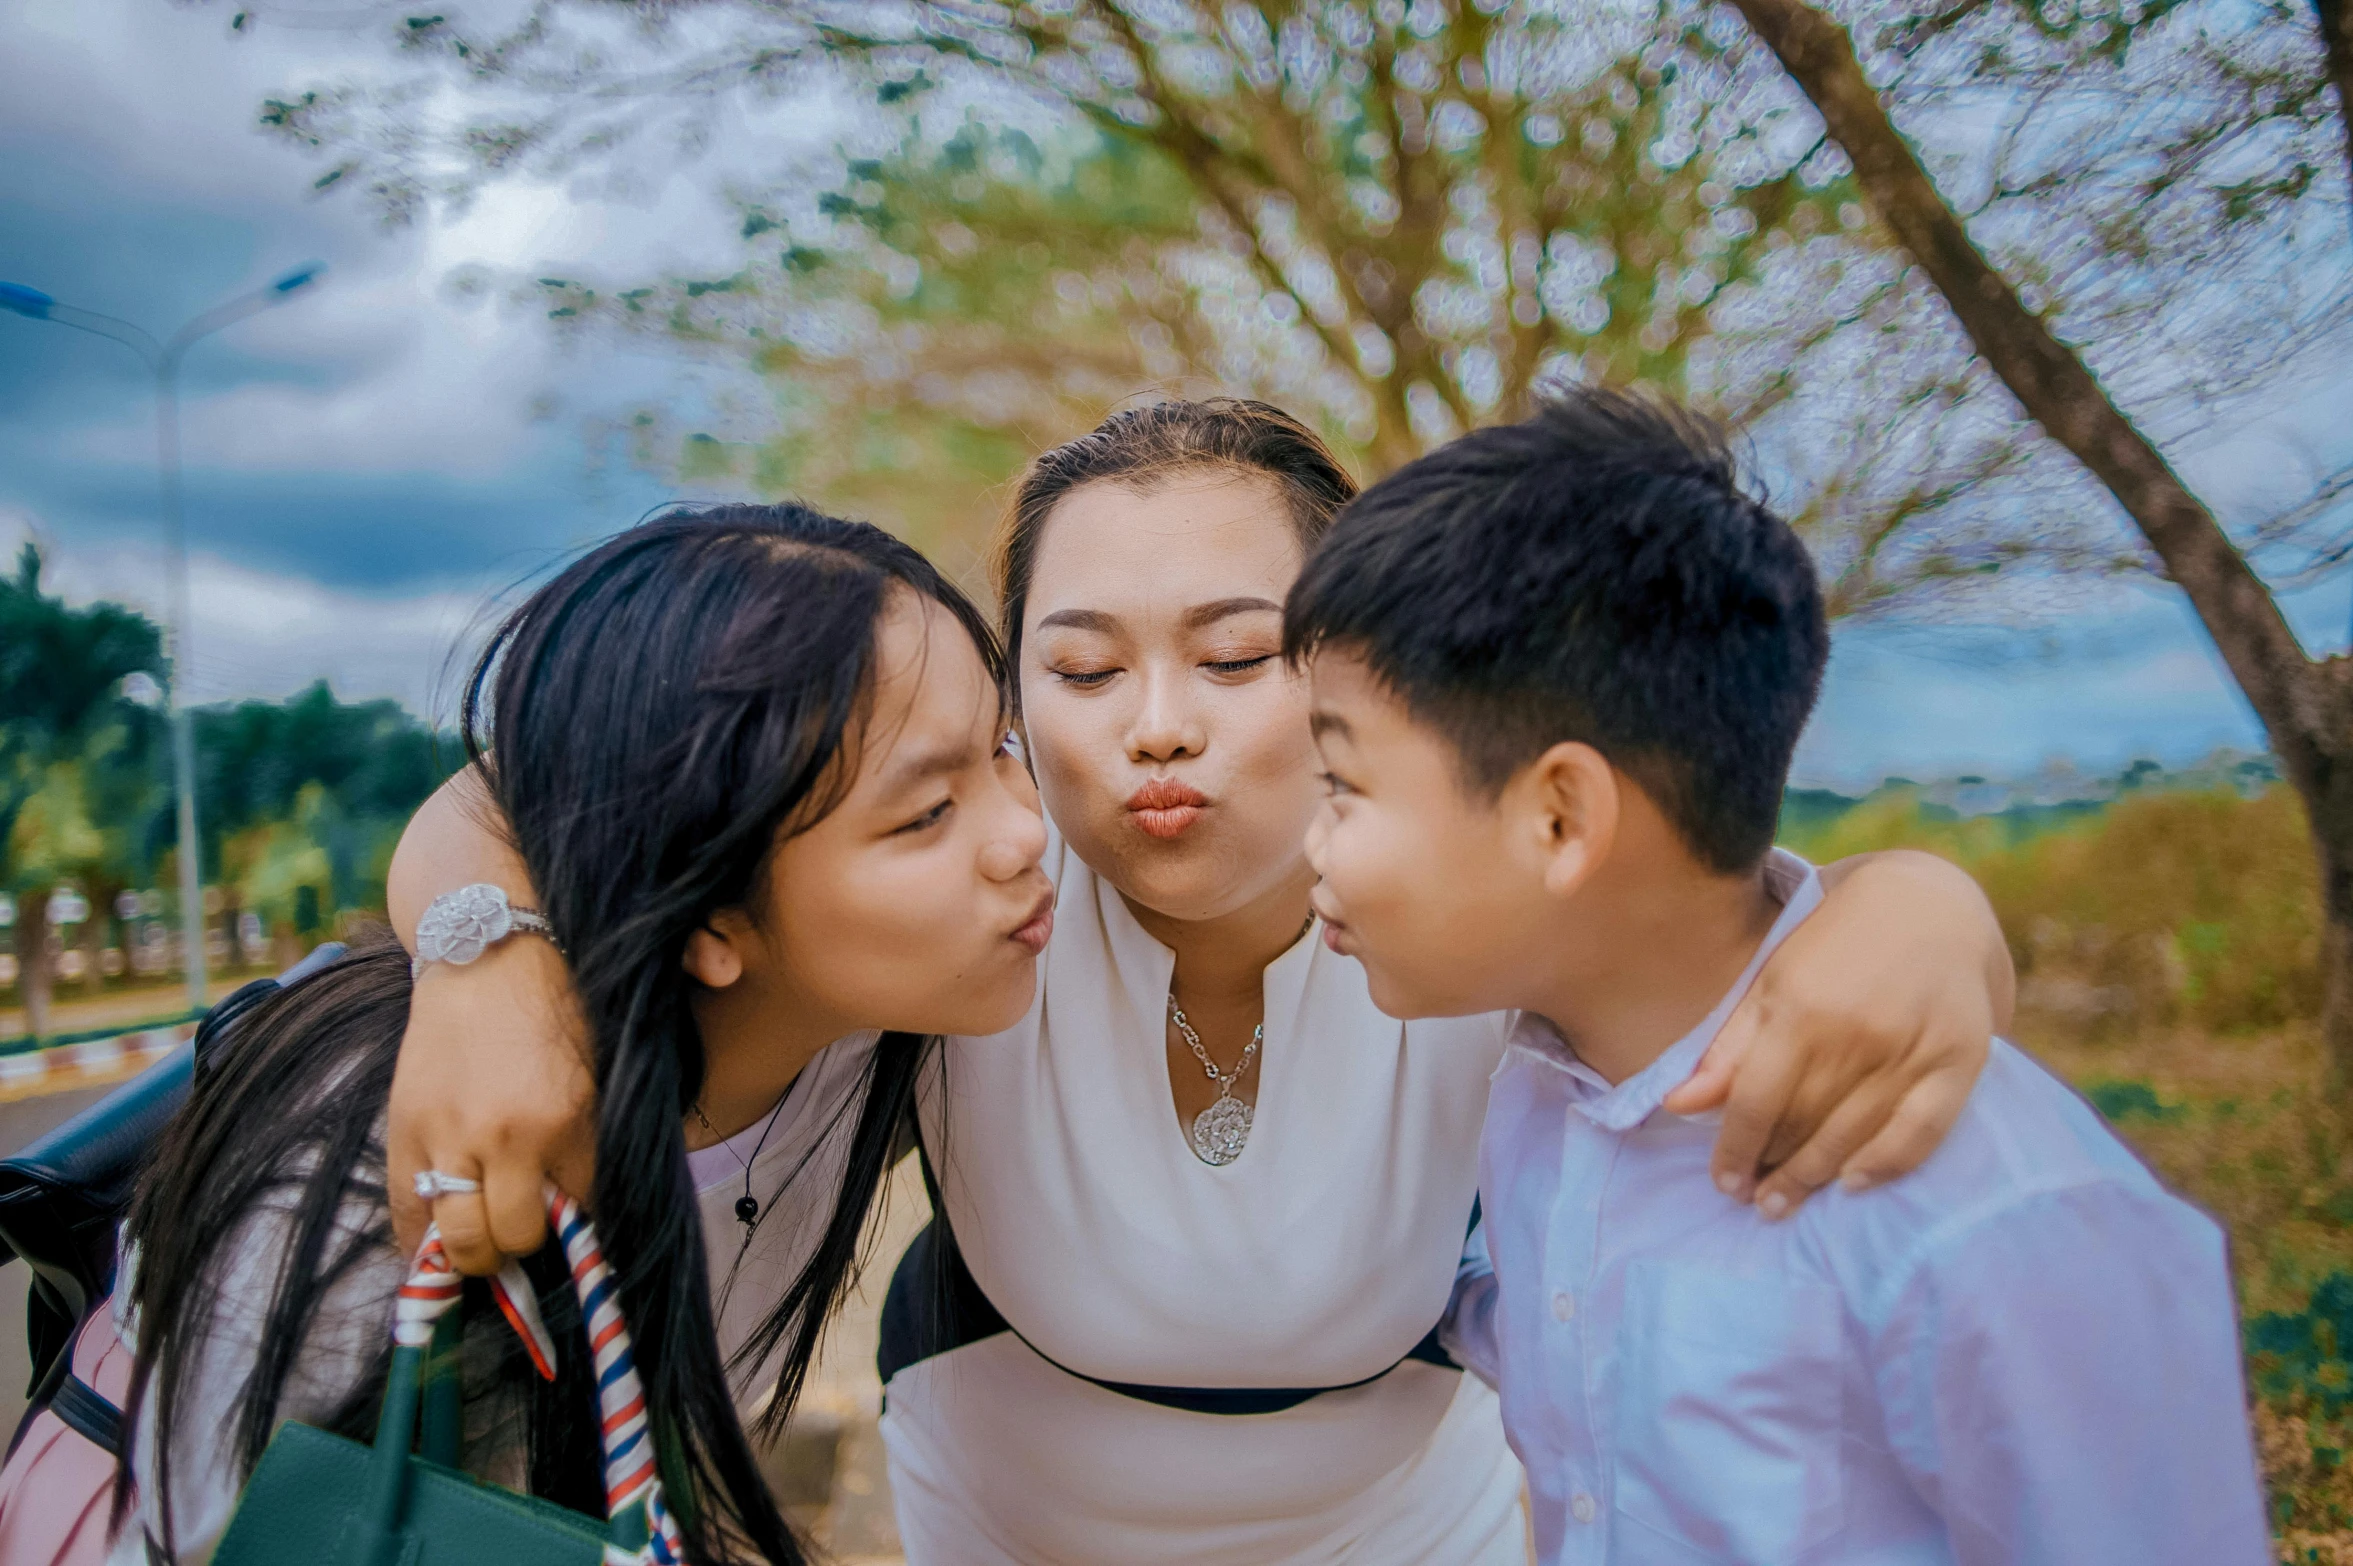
[
  {"xmin": 1204, "ymin": 655, "xmax": 1274, "ymax": 676},
  {"xmin": 896, "ymin": 798, "xmax": 954, "ymax": 834},
  {"xmin": 1319, "ymin": 771, "xmax": 1356, "ymax": 798}
]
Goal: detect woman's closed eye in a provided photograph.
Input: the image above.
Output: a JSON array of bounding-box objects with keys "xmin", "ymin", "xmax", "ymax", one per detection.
[
  {"xmin": 1203, "ymin": 654, "xmax": 1275, "ymax": 677},
  {"xmin": 1052, "ymin": 665, "xmax": 1120, "ymax": 689}
]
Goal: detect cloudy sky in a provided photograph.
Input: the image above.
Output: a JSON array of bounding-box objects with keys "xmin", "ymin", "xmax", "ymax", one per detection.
[{"xmin": 2, "ymin": 0, "xmax": 2345, "ymax": 790}]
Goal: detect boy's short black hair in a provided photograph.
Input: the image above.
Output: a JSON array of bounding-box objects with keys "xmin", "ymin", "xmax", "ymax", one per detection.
[{"xmin": 1283, "ymin": 385, "xmax": 1827, "ymax": 874}]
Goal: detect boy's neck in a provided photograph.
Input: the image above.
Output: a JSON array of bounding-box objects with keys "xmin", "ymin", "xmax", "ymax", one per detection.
[{"xmin": 1525, "ymin": 853, "xmax": 1784, "ymax": 1087}]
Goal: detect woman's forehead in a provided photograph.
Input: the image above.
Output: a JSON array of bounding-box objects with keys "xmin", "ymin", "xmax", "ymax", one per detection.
[{"xmin": 1028, "ymin": 470, "xmax": 1302, "ymax": 613}]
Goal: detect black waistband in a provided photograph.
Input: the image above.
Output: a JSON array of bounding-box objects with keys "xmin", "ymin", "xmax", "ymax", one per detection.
[{"xmin": 877, "ymin": 1198, "xmax": 1468, "ymax": 1417}]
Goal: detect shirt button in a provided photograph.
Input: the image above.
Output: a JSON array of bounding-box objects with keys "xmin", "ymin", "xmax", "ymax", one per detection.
[
  {"xmin": 1551, "ymin": 1290, "xmax": 1577, "ymax": 1322},
  {"xmin": 1571, "ymin": 1492, "xmax": 1598, "ymax": 1524}
]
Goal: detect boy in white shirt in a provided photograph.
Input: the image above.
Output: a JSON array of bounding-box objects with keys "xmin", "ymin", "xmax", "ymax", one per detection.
[{"xmin": 1285, "ymin": 386, "xmax": 2268, "ymax": 1564}]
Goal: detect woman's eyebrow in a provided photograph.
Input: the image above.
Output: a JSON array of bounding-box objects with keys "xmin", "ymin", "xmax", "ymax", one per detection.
[
  {"xmin": 1035, "ymin": 607, "xmax": 1118, "ymax": 633},
  {"xmin": 1181, "ymin": 596, "xmax": 1282, "ymax": 629}
]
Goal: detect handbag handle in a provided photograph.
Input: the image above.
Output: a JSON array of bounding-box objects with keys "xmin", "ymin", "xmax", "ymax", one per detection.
[{"xmin": 373, "ymin": 1187, "xmax": 687, "ymax": 1565}]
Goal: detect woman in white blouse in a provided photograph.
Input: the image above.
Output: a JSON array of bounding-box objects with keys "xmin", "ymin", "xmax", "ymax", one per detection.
[{"xmin": 381, "ymin": 401, "xmax": 2014, "ymax": 1563}]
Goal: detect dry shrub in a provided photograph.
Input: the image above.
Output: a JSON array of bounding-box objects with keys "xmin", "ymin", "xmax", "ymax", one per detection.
[{"xmin": 1787, "ymin": 785, "xmax": 2322, "ymax": 1037}]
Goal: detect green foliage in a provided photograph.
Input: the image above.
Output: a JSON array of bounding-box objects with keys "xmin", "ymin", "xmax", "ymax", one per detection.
[
  {"xmin": 190, "ymin": 683, "xmax": 458, "ymax": 926},
  {"xmin": 2251, "ymin": 1275, "xmax": 2353, "ymax": 1416},
  {"xmin": 1, "ymin": 555, "xmax": 455, "ymax": 1002},
  {"xmin": 2081, "ymin": 1076, "xmax": 2185, "ymax": 1122},
  {"xmin": 1782, "ymin": 781, "xmax": 2321, "ymax": 1035},
  {"xmin": 0, "ymin": 545, "xmax": 165, "ymax": 896}
]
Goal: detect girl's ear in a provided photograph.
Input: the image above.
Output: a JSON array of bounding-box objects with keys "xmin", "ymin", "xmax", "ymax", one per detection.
[{"xmin": 682, "ymin": 909, "xmax": 756, "ymax": 988}]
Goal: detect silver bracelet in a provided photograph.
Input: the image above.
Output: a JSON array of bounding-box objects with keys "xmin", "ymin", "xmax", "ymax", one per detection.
[{"xmin": 412, "ymin": 882, "xmax": 563, "ymax": 979}]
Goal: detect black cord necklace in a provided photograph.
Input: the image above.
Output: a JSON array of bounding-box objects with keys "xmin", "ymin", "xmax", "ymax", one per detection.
[{"xmin": 693, "ymin": 1093, "xmax": 791, "ymax": 1229}]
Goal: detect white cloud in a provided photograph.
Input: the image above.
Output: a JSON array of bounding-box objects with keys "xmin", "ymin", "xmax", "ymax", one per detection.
[
  {"xmin": 7, "ymin": 505, "xmax": 498, "ymax": 721},
  {"xmin": 2, "ymin": 0, "xmax": 768, "ymax": 482}
]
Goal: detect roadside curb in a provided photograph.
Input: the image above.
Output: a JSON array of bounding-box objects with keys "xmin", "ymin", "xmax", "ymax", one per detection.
[{"xmin": 0, "ymin": 1021, "xmax": 195, "ymax": 1104}]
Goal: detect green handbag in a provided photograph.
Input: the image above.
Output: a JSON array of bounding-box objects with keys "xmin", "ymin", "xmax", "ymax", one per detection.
[{"xmin": 212, "ymin": 1190, "xmax": 685, "ymax": 1566}]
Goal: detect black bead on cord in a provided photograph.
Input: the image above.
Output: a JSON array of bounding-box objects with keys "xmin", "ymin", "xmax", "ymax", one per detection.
[{"xmin": 712, "ymin": 1092, "xmax": 791, "ymax": 1231}]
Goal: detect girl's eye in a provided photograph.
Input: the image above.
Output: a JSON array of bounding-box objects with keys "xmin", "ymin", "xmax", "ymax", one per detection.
[
  {"xmin": 897, "ymin": 798, "xmax": 954, "ymax": 835},
  {"xmin": 1055, "ymin": 668, "xmax": 1118, "ymax": 688},
  {"xmin": 1204, "ymin": 655, "xmax": 1274, "ymax": 675}
]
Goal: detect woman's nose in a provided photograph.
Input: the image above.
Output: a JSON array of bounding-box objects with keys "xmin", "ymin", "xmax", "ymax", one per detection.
[{"xmin": 1127, "ymin": 666, "xmax": 1205, "ymax": 762}]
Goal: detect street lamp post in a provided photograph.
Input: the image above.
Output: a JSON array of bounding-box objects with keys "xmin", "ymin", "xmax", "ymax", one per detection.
[{"xmin": 1, "ymin": 265, "xmax": 325, "ymax": 1013}]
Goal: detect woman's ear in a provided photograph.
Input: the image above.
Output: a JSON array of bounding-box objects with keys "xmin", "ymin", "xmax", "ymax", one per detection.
[
  {"xmin": 682, "ymin": 909, "xmax": 757, "ymax": 989},
  {"xmin": 1518, "ymin": 741, "xmax": 1620, "ymax": 900}
]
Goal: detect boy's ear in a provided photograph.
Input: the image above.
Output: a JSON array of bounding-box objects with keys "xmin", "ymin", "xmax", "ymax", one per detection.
[
  {"xmin": 1514, "ymin": 741, "xmax": 1620, "ymax": 900},
  {"xmin": 682, "ymin": 908, "xmax": 758, "ymax": 989}
]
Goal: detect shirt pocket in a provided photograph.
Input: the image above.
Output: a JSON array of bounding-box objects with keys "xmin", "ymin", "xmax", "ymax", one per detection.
[{"xmin": 1612, "ymin": 1261, "xmax": 1845, "ymax": 1562}]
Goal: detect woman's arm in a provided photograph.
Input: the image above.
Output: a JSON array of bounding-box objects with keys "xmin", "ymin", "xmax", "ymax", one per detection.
[
  {"xmin": 384, "ymin": 769, "xmax": 594, "ymax": 1272},
  {"xmin": 1662, "ymin": 849, "xmax": 2014, "ymax": 1218}
]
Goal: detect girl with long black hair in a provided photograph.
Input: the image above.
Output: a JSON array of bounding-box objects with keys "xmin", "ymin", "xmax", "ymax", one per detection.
[{"xmin": 0, "ymin": 503, "xmax": 1052, "ymax": 1565}]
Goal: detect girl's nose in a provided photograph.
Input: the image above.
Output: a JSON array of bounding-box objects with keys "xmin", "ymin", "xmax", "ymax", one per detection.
[{"xmin": 979, "ymin": 787, "xmax": 1049, "ymax": 882}]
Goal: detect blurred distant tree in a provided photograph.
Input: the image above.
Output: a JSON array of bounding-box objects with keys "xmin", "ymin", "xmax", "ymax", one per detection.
[
  {"xmin": 239, "ymin": 1, "xmax": 2352, "ymax": 1055},
  {"xmin": 0, "ymin": 545, "xmax": 163, "ymax": 1035},
  {"xmin": 242, "ymin": 0, "xmax": 2347, "ymax": 601},
  {"xmin": 194, "ymin": 681, "xmax": 459, "ymax": 928},
  {"xmin": 252, "ymin": 0, "xmax": 2048, "ymax": 598},
  {"xmin": 1716, "ymin": 0, "xmax": 2353, "ymax": 1087}
]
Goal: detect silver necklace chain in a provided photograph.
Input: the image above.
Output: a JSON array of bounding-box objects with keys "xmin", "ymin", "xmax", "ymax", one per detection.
[{"xmin": 1168, "ymin": 996, "xmax": 1261, "ymax": 1166}]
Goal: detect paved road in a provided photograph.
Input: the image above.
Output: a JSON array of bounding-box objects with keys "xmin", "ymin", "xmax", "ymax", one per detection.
[{"xmin": 1, "ymin": 1083, "xmax": 118, "ymax": 1440}]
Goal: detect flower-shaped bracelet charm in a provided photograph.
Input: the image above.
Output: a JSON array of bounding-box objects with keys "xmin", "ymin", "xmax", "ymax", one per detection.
[{"xmin": 412, "ymin": 882, "xmax": 561, "ymax": 977}]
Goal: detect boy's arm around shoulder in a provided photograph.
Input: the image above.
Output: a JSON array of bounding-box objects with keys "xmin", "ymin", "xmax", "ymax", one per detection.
[{"xmin": 1860, "ymin": 1149, "xmax": 2268, "ymax": 1566}]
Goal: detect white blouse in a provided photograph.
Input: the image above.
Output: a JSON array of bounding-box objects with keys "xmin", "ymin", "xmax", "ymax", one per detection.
[{"xmin": 882, "ymin": 822, "xmax": 1526, "ymax": 1565}]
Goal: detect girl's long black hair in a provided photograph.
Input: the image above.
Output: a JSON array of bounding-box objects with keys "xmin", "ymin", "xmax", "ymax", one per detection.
[{"xmin": 117, "ymin": 504, "xmax": 1002, "ymax": 1562}]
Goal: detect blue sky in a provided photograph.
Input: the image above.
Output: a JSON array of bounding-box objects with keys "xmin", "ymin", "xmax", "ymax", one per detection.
[{"xmin": 2, "ymin": 0, "xmax": 2346, "ymax": 790}]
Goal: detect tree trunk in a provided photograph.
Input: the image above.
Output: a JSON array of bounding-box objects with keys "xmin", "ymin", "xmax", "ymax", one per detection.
[
  {"xmin": 13, "ymin": 892, "xmax": 52, "ymax": 1041},
  {"xmin": 81, "ymin": 907, "xmax": 108, "ymax": 992},
  {"xmin": 1728, "ymin": 0, "xmax": 2353, "ymax": 1089}
]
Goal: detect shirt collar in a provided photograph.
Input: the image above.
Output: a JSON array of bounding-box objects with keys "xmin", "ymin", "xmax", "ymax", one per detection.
[{"xmin": 1509, "ymin": 848, "xmax": 1823, "ymax": 1132}]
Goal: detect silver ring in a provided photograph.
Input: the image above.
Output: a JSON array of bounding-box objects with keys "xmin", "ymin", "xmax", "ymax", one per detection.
[{"xmin": 413, "ymin": 1170, "xmax": 483, "ymax": 1201}]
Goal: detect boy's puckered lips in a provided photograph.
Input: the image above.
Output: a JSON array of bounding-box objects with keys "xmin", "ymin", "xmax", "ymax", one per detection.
[
  {"xmin": 1126, "ymin": 777, "xmax": 1209, "ymax": 839},
  {"xmin": 1309, "ymin": 889, "xmax": 1353, "ymax": 954}
]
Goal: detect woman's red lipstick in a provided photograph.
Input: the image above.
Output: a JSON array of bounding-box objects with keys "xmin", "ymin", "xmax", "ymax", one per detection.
[{"xmin": 1126, "ymin": 778, "xmax": 1209, "ymax": 840}]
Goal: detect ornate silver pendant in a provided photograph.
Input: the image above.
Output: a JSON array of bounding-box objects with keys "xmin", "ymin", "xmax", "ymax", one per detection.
[{"xmin": 1191, "ymin": 1096, "xmax": 1253, "ymax": 1166}]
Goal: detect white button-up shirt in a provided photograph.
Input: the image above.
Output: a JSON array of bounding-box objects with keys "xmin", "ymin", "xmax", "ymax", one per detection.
[{"xmin": 1445, "ymin": 850, "xmax": 2270, "ymax": 1564}]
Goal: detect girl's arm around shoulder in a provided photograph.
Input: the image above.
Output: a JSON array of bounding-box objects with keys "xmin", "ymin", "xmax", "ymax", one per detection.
[{"xmin": 1663, "ymin": 849, "xmax": 2015, "ymax": 1218}]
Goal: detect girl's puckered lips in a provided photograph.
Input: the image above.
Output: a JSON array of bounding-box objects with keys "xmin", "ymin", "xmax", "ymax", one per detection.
[
  {"xmin": 1125, "ymin": 777, "xmax": 1210, "ymax": 840},
  {"xmin": 1010, "ymin": 889, "xmax": 1057, "ymax": 955}
]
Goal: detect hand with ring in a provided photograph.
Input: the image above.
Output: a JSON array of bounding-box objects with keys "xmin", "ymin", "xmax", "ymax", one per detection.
[{"xmin": 412, "ymin": 1170, "xmax": 483, "ymax": 1202}]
